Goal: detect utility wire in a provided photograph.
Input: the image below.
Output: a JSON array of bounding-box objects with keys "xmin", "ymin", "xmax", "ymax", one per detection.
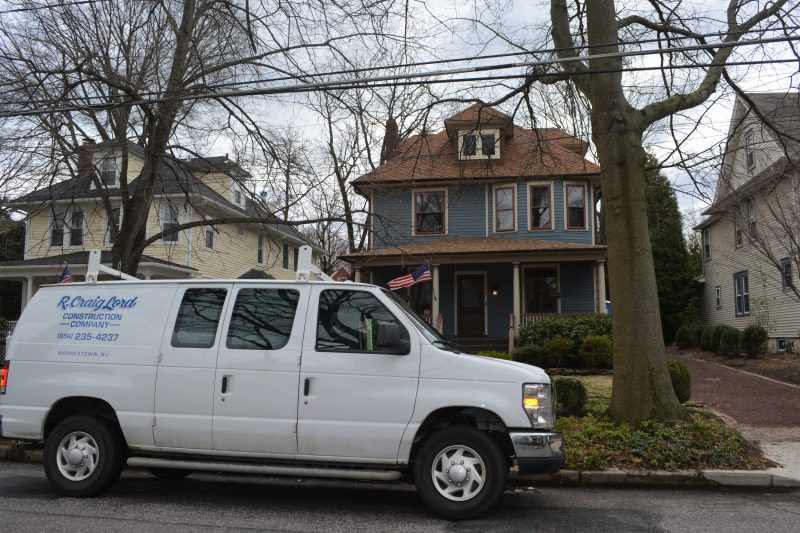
[{"xmin": 1, "ymin": 34, "xmax": 798, "ymax": 118}]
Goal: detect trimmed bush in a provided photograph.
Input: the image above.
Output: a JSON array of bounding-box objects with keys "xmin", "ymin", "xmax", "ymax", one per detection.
[
  {"xmin": 688, "ymin": 325, "xmax": 704, "ymax": 347},
  {"xmin": 554, "ymin": 377, "xmax": 587, "ymax": 417},
  {"xmin": 476, "ymin": 350, "xmax": 512, "ymax": 360},
  {"xmin": 667, "ymin": 359, "xmax": 691, "ymax": 403},
  {"xmin": 518, "ymin": 313, "xmax": 612, "ymax": 347},
  {"xmin": 719, "ymin": 327, "xmax": 741, "ymax": 356},
  {"xmin": 512, "ymin": 344, "xmax": 547, "ymax": 367},
  {"xmin": 675, "ymin": 326, "xmax": 693, "ymax": 349},
  {"xmin": 580, "ymin": 335, "xmax": 613, "ymax": 369},
  {"xmin": 543, "ymin": 336, "xmax": 576, "ymax": 368},
  {"xmin": 740, "ymin": 325, "xmax": 768, "ymax": 358},
  {"xmin": 710, "ymin": 324, "xmax": 728, "ymax": 353},
  {"xmin": 700, "ymin": 326, "xmax": 714, "ymax": 351}
]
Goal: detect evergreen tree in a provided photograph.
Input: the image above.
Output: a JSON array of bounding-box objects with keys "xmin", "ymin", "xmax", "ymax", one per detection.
[{"xmin": 644, "ymin": 155, "xmax": 695, "ymax": 342}]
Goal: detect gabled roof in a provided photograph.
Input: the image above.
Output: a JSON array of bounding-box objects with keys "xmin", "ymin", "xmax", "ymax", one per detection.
[
  {"xmin": 353, "ymin": 105, "xmax": 599, "ymax": 191},
  {"xmin": 237, "ymin": 268, "xmax": 275, "ymax": 279}
]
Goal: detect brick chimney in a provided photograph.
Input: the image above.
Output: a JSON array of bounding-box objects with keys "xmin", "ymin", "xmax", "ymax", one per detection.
[
  {"xmin": 380, "ymin": 117, "xmax": 400, "ymax": 164},
  {"xmin": 77, "ymin": 138, "xmax": 96, "ymax": 177}
]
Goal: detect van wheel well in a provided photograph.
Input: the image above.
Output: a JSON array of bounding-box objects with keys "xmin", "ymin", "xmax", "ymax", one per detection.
[
  {"xmin": 409, "ymin": 407, "xmax": 514, "ymax": 466},
  {"xmin": 44, "ymin": 397, "xmax": 124, "ymax": 444}
]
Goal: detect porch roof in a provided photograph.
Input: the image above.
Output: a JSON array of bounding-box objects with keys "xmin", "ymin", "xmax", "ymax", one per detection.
[
  {"xmin": 342, "ymin": 237, "xmax": 606, "ymax": 265},
  {"xmin": 0, "ymin": 250, "xmax": 197, "ymax": 278}
]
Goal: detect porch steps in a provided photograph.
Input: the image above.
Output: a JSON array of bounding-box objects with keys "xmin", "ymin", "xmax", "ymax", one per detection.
[{"xmin": 452, "ymin": 337, "xmax": 509, "ymax": 354}]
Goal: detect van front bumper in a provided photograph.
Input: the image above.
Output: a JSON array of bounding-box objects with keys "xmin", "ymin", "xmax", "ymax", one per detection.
[{"xmin": 510, "ymin": 431, "xmax": 564, "ymax": 474}]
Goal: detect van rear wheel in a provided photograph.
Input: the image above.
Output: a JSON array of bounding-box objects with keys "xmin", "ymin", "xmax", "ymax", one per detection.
[
  {"xmin": 44, "ymin": 415, "xmax": 124, "ymax": 497},
  {"xmin": 413, "ymin": 426, "xmax": 507, "ymax": 520}
]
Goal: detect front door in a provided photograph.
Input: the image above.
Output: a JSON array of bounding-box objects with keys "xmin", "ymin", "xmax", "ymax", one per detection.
[{"xmin": 457, "ymin": 274, "xmax": 485, "ymax": 337}]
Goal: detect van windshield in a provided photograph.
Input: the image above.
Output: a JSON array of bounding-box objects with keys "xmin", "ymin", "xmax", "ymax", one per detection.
[{"xmin": 382, "ymin": 289, "xmax": 463, "ymax": 353}]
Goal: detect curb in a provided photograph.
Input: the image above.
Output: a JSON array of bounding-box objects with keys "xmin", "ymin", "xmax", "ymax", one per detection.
[{"xmin": 3, "ymin": 446, "xmax": 797, "ymax": 489}]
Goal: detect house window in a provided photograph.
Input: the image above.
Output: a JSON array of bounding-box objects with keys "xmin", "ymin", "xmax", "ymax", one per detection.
[
  {"xmin": 414, "ymin": 190, "xmax": 446, "ymax": 235},
  {"xmin": 734, "ymin": 212, "xmax": 743, "ymax": 248},
  {"xmin": 204, "ymin": 221, "xmax": 215, "ymax": 250},
  {"xmin": 293, "ymin": 247, "xmax": 299, "ymax": 272},
  {"xmin": 734, "ymin": 271, "xmax": 749, "ymax": 317},
  {"xmin": 234, "ymin": 188, "xmax": 242, "ymax": 206},
  {"xmin": 744, "ymin": 131, "xmax": 755, "ymax": 169},
  {"xmin": 781, "ymin": 257, "xmax": 793, "ymax": 291},
  {"xmin": 524, "ymin": 267, "xmax": 559, "ymax": 314},
  {"xmin": 160, "ymin": 204, "xmax": 180, "ymax": 243},
  {"xmin": 747, "ymin": 198, "xmax": 756, "ymax": 234},
  {"xmin": 69, "ymin": 211, "xmax": 84, "ymax": 246},
  {"xmin": 458, "ymin": 129, "xmax": 500, "ymax": 160},
  {"xmin": 702, "ymin": 228, "xmax": 711, "ymax": 260},
  {"xmin": 99, "ymin": 157, "xmax": 117, "ymax": 186},
  {"xmin": 715, "ymin": 285, "xmax": 721, "ymax": 309},
  {"xmin": 51, "ymin": 211, "xmax": 65, "ymax": 247},
  {"xmin": 105, "ymin": 208, "xmax": 120, "ymax": 245},
  {"xmin": 494, "ymin": 185, "xmax": 515, "ymax": 232},
  {"xmin": 257, "ymin": 235, "xmax": 265, "ymax": 265},
  {"xmin": 529, "ymin": 184, "xmax": 552, "ymax": 230},
  {"xmin": 282, "ymin": 243, "xmax": 289, "ymax": 269},
  {"xmin": 777, "ymin": 338, "xmax": 788, "ymax": 353},
  {"xmin": 566, "ymin": 183, "xmax": 587, "ymax": 230}
]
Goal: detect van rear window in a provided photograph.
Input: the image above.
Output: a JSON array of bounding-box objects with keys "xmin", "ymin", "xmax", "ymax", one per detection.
[
  {"xmin": 171, "ymin": 288, "xmax": 228, "ymax": 348},
  {"xmin": 226, "ymin": 289, "xmax": 300, "ymax": 350}
]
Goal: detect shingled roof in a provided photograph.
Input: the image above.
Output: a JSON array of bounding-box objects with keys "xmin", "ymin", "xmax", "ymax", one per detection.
[{"xmin": 353, "ymin": 103, "xmax": 599, "ymax": 191}]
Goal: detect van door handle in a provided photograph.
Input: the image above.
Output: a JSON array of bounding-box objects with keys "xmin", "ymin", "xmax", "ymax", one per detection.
[
  {"xmin": 303, "ymin": 378, "xmax": 310, "ymax": 396},
  {"xmin": 221, "ymin": 376, "xmax": 229, "ymax": 394}
]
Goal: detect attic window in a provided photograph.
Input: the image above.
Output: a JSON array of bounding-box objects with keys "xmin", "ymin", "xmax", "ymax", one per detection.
[
  {"xmin": 744, "ymin": 131, "xmax": 755, "ymax": 169},
  {"xmin": 459, "ymin": 129, "xmax": 500, "ymax": 160},
  {"xmin": 99, "ymin": 157, "xmax": 118, "ymax": 186}
]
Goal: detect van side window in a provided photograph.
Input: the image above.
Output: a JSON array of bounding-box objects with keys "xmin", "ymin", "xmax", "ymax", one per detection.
[
  {"xmin": 226, "ymin": 289, "xmax": 300, "ymax": 350},
  {"xmin": 171, "ymin": 289, "xmax": 228, "ymax": 348},
  {"xmin": 316, "ymin": 290, "xmax": 407, "ymax": 353}
]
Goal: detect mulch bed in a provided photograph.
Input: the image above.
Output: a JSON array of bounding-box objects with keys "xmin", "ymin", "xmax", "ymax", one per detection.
[{"xmin": 670, "ymin": 346, "xmax": 800, "ymax": 387}]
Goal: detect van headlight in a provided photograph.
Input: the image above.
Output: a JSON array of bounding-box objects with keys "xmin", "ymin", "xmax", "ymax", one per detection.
[{"xmin": 523, "ymin": 383, "xmax": 555, "ymax": 429}]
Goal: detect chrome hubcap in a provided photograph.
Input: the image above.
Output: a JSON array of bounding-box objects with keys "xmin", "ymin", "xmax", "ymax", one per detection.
[
  {"xmin": 56, "ymin": 431, "xmax": 100, "ymax": 482},
  {"xmin": 431, "ymin": 444, "xmax": 486, "ymax": 501}
]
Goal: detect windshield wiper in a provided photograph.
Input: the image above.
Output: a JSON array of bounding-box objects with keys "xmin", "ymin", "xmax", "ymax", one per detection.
[{"xmin": 432, "ymin": 339, "xmax": 465, "ymax": 354}]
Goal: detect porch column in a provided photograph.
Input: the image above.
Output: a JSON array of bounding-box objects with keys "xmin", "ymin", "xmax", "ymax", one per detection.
[
  {"xmin": 354, "ymin": 267, "xmax": 362, "ymax": 283},
  {"xmin": 24, "ymin": 275, "xmax": 33, "ymax": 310},
  {"xmin": 432, "ymin": 264, "xmax": 440, "ymax": 332},
  {"xmin": 597, "ymin": 260, "xmax": 607, "ymax": 314},
  {"xmin": 512, "ymin": 262, "xmax": 521, "ymax": 329}
]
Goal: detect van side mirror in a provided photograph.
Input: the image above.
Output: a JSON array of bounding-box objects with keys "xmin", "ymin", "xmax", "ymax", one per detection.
[{"xmin": 376, "ymin": 322, "xmax": 410, "ymax": 355}]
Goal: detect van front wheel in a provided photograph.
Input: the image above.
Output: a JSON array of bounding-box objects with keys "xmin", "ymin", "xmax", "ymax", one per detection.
[
  {"xmin": 44, "ymin": 416, "xmax": 124, "ymax": 497},
  {"xmin": 413, "ymin": 426, "xmax": 507, "ymax": 520}
]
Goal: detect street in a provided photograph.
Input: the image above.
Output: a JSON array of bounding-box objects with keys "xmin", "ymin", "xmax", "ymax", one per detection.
[{"xmin": 0, "ymin": 462, "xmax": 798, "ymax": 532}]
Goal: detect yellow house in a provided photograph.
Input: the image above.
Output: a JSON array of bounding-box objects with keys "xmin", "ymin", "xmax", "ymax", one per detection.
[{"xmin": 0, "ymin": 140, "xmax": 322, "ymax": 314}]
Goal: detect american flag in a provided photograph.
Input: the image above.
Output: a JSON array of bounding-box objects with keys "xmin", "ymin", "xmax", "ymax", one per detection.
[
  {"xmin": 58, "ymin": 264, "xmax": 73, "ymax": 283},
  {"xmin": 388, "ymin": 264, "xmax": 431, "ymax": 290}
]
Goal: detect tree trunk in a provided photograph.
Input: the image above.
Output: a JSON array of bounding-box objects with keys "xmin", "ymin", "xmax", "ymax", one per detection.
[{"xmin": 592, "ymin": 111, "xmax": 683, "ymax": 423}]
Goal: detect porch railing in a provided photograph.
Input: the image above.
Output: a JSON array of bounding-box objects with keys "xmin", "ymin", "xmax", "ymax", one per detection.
[
  {"xmin": 420, "ymin": 313, "xmax": 443, "ymax": 333},
  {"xmin": 0, "ymin": 320, "xmax": 17, "ymax": 341},
  {"xmin": 519, "ymin": 313, "xmax": 556, "ymax": 326}
]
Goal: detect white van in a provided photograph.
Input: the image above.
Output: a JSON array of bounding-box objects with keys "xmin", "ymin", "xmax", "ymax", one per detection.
[{"xmin": 0, "ymin": 249, "xmax": 562, "ymax": 519}]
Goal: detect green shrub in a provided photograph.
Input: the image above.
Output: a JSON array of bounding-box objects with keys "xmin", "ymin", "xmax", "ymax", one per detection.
[
  {"xmin": 554, "ymin": 377, "xmax": 587, "ymax": 417},
  {"xmin": 580, "ymin": 335, "xmax": 613, "ymax": 369},
  {"xmin": 688, "ymin": 325, "xmax": 704, "ymax": 347},
  {"xmin": 667, "ymin": 359, "xmax": 691, "ymax": 403},
  {"xmin": 543, "ymin": 336, "xmax": 576, "ymax": 368},
  {"xmin": 675, "ymin": 326, "xmax": 693, "ymax": 349},
  {"xmin": 740, "ymin": 325, "xmax": 768, "ymax": 357},
  {"xmin": 710, "ymin": 324, "xmax": 729, "ymax": 352},
  {"xmin": 700, "ymin": 326, "xmax": 714, "ymax": 351},
  {"xmin": 719, "ymin": 327, "xmax": 741, "ymax": 356},
  {"xmin": 476, "ymin": 350, "xmax": 512, "ymax": 360},
  {"xmin": 518, "ymin": 313, "xmax": 612, "ymax": 347},
  {"xmin": 512, "ymin": 344, "xmax": 547, "ymax": 367}
]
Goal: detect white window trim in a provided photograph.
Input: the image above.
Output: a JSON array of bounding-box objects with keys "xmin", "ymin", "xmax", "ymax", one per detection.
[
  {"xmin": 458, "ymin": 128, "xmax": 501, "ymax": 160},
  {"xmin": 702, "ymin": 228, "xmax": 711, "ymax": 260},
  {"xmin": 714, "ymin": 285, "xmax": 721, "ymax": 309},
  {"xmin": 411, "ymin": 187, "xmax": 448, "ymax": 236},
  {"xmin": 49, "ymin": 208, "xmax": 84, "ymax": 248},
  {"xmin": 564, "ymin": 181, "xmax": 588, "ymax": 231},
  {"xmin": 492, "ymin": 183, "xmax": 517, "ymax": 233},
  {"xmin": 256, "ymin": 234, "xmax": 265, "ymax": 265},
  {"xmin": 734, "ymin": 271, "xmax": 750, "ymax": 317},
  {"xmin": 203, "ymin": 216, "xmax": 216, "ymax": 251},
  {"xmin": 744, "ymin": 130, "xmax": 755, "ymax": 169},
  {"xmin": 159, "ymin": 203, "xmax": 182, "ymax": 244},
  {"xmin": 231, "ymin": 182, "xmax": 246, "ymax": 207},
  {"xmin": 99, "ymin": 156, "xmax": 119, "ymax": 188},
  {"xmin": 526, "ymin": 181, "xmax": 555, "ymax": 231},
  {"xmin": 781, "ymin": 257, "xmax": 793, "ymax": 292},
  {"xmin": 282, "ymin": 242, "xmax": 290, "ymax": 270}
]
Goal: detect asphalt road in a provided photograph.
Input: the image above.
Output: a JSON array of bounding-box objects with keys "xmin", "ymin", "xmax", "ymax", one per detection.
[{"xmin": 1, "ymin": 462, "xmax": 799, "ymax": 532}]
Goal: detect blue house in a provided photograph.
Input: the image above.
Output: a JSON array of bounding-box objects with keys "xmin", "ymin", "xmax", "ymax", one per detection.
[{"xmin": 343, "ymin": 104, "xmax": 607, "ymax": 350}]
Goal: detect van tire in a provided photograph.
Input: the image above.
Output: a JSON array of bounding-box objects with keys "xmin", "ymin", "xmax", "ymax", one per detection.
[
  {"xmin": 413, "ymin": 426, "xmax": 507, "ymax": 520},
  {"xmin": 148, "ymin": 468, "xmax": 192, "ymax": 479},
  {"xmin": 43, "ymin": 415, "xmax": 124, "ymax": 497}
]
